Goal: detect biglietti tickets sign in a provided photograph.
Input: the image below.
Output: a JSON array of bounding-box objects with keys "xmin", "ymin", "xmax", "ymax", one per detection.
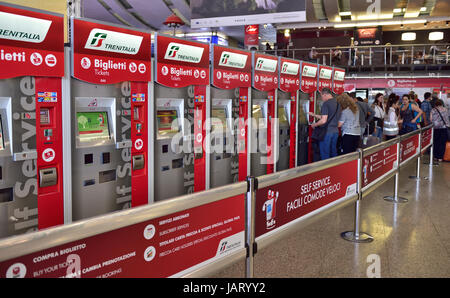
[
  {"xmin": 279, "ymin": 58, "xmax": 300, "ymax": 93},
  {"xmin": 0, "ymin": 194, "xmax": 245, "ymax": 278},
  {"xmin": 212, "ymin": 45, "xmax": 251, "ymax": 89},
  {"xmin": 318, "ymin": 65, "xmax": 333, "ymax": 91},
  {"xmin": 255, "ymin": 159, "xmax": 358, "ymax": 238},
  {"xmin": 332, "ymin": 68, "xmax": 345, "ymax": 94},
  {"xmin": 253, "ymin": 53, "xmax": 278, "ymax": 91},
  {"xmin": 0, "ymin": 3, "xmax": 64, "ymax": 79},
  {"xmin": 71, "ymin": 18, "xmax": 151, "ymax": 84},
  {"xmin": 155, "ymin": 34, "xmax": 209, "ymax": 88},
  {"xmin": 300, "ymin": 62, "xmax": 318, "ymax": 94}
]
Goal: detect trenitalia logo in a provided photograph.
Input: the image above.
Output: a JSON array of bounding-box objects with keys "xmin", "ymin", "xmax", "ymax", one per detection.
[
  {"xmin": 319, "ymin": 68, "xmax": 332, "ymax": 80},
  {"xmin": 218, "ymin": 51, "xmax": 247, "ymax": 69},
  {"xmin": 84, "ymin": 28, "xmax": 143, "ymax": 55},
  {"xmin": 281, "ymin": 61, "xmax": 299, "ymax": 75},
  {"xmin": 164, "ymin": 42, "xmax": 204, "ymax": 63},
  {"xmin": 255, "ymin": 57, "xmax": 277, "ymax": 73},
  {"xmin": 0, "ymin": 11, "xmax": 51, "ymax": 43},
  {"xmin": 89, "ymin": 32, "xmax": 107, "ymax": 47},
  {"xmin": 334, "ymin": 70, "xmax": 345, "ymax": 81},
  {"xmin": 302, "ymin": 65, "xmax": 317, "ymax": 78}
]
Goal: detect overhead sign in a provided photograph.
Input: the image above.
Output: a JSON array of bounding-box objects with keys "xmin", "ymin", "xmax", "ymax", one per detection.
[
  {"xmin": 279, "ymin": 57, "xmax": 300, "ymax": 93},
  {"xmin": 212, "ymin": 45, "xmax": 251, "ymax": 89},
  {"xmin": 354, "ymin": 27, "xmax": 381, "ymax": 46},
  {"xmin": 190, "ymin": 0, "xmax": 306, "ymax": 28},
  {"xmin": 71, "ymin": 18, "xmax": 152, "ymax": 84},
  {"xmin": 155, "ymin": 34, "xmax": 209, "ymax": 88},
  {"xmin": 0, "ymin": 3, "xmax": 64, "ymax": 79},
  {"xmin": 252, "ymin": 53, "xmax": 278, "ymax": 91}
]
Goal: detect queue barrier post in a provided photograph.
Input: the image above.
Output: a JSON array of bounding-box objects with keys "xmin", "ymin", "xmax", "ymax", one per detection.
[
  {"xmin": 383, "ymin": 136, "xmax": 408, "ymax": 203},
  {"xmin": 245, "ymin": 176, "xmax": 257, "ymax": 278},
  {"xmin": 424, "ymin": 126, "xmax": 438, "ymax": 166},
  {"xmin": 409, "ymin": 127, "xmax": 426, "ymax": 180},
  {"xmin": 341, "ymin": 149, "xmax": 374, "ymax": 243}
]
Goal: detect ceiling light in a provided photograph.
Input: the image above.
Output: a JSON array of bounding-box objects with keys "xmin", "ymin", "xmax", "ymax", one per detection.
[
  {"xmin": 333, "ymin": 19, "xmax": 426, "ymax": 28},
  {"xmin": 404, "ymin": 12, "xmax": 420, "ymax": 18},
  {"xmin": 393, "ymin": 8, "xmax": 402, "ymax": 13},
  {"xmin": 420, "ymin": 7, "xmax": 427, "ymax": 12},
  {"xmin": 429, "ymin": 31, "xmax": 444, "ymax": 41},
  {"xmin": 284, "ymin": 29, "xmax": 290, "ymax": 37},
  {"xmin": 402, "ymin": 32, "xmax": 416, "ymax": 41},
  {"xmin": 339, "ymin": 11, "xmax": 352, "ymax": 16}
]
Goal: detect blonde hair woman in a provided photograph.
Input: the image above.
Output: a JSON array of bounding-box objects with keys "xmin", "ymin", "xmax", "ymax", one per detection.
[{"xmin": 337, "ymin": 93, "xmax": 361, "ymax": 154}]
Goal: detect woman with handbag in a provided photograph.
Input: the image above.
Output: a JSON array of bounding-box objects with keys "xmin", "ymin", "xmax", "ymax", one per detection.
[
  {"xmin": 383, "ymin": 94, "xmax": 401, "ymax": 141},
  {"xmin": 430, "ymin": 99, "xmax": 450, "ymax": 162},
  {"xmin": 337, "ymin": 93, "xmax": 361, "ymax": 154}
]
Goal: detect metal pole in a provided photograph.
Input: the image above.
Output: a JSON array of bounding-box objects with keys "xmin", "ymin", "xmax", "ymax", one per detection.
[
  {"xmin": 409, "ymin": 129, "xmax": 423, "ymax": 180},
  {"xmin": 341, "ymin": 149, "xmax": 373, "ymax": 243},
  {"xmin": 384, "ymin": 137, "xmax": 408, "ymax": 203},
  {"xmin": 245, "ymin": 176, "xmax": 256, "ymax": 278},
  {"xmin": 425, "ymin": 127, "xmax": 438, "ymax": 165}
]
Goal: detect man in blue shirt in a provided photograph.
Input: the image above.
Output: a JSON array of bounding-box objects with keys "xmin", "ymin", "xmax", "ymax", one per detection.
[{"xmin": 421, "ymin": 92, "xmax": 432, "ymax": 126}]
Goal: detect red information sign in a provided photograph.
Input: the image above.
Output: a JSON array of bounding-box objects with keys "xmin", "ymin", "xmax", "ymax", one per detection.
[
  {"xmin": 212, "ymin": 45, "xmax": 251, "ymax": 90},
  {"xmin": 252, "ymin": 53, "xmax": 278, "ymax": 91},
  {"xmin": 421, "ymin": 128, "xmax": 432, "ymax": 153},
  {"xmin": 255, "ymin": 159, "xmax": 358, "ymax": 238},
  {"xmin": 71, "ymin": 18, "xmax": 151, "ymax": 84},
  {"xmin": 332, "ymin": 68, "xmax": 345, "ymax": 94},
  {"xmin": 400, "ymin": 134, "xmax": 420, "ymax": 164},
  {"xmin": 0, "ymin": 3, "xmax": 64, "ymax": 78},
  {"xmin": 362, "ymin": 144, "xmax": 398, "ymax": 188},
  {"xmin": 0, "ymin": 195, "xmax": 245, "ymax": 278},
  {"xmin": 300, "ymin": 62, "xmax": 318, "ymax": 94},
  {"xmin": 318, "ymin": 65, "xmax": 333, "ymax": 92},
  {"xmin": 155, "ymin": 34, "xmax": 209, "ymax": 88},
  {"xmin": 279, "ymin": 58, "xmax": 300, "ymax": 93}
]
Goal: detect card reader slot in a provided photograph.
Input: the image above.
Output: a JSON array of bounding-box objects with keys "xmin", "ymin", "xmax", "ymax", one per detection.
[
  {"xmin": 172, "ymin": 158, "xmax": 183, "ymax": 169},
  {"xmin": 0, "ymin": 188, "xmax": 13, "ymax": 203},
  {"xmin": 99, "ymin": 169, "xmax": 116, "ymax": 184},
  {"xmin": 83, "ymin": 179, "xmax": 95, "ymax": 187}
]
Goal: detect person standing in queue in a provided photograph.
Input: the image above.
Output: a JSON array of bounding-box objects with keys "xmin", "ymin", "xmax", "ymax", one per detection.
[
  {"xmin": 430, "ymin": 99, "xmax": 450, "ymax": 162},
  {"xmin": 383, "ymin": 94, "xmax": 401, "ymax": 140},
  {"xmin": 399, "ymin": 94, "xmax": 424, "ymax": 135},
  {"xmin": 309, "ymin": 87, "xmax": 341, "ymax": 160},
  {"xmin": 337, "ymin": 93, "xmax": 361, "ymax": 154},
  {"xmin": 371, "ymin": 93, "xmax": 385, "ymax": 140},
  {"xmin": 421, "ymin": 92, "xmax": 433, "ymax": 126}
]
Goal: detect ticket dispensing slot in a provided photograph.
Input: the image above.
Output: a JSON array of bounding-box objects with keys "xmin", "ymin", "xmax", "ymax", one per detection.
[
  {"xmin": 39, "ymin": 167, "xmax": 57, "ymax": 188},
  {"xmin": 132, "ymin": 154, "xmax": 145, "ymax": 170}
]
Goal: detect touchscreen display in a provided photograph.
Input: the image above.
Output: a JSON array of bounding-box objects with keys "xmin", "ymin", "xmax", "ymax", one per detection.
[
  {"xmin": 252, "ymin": 104, "xmax": 264, "ymax": 128},
  {"xmin": 278, "ymin": 106, "xmax": 289, "ymax": 125},
  {"xmin": 211, "ymin": 108, "xmax": 228, "ymax": 132},
  {"xmin": 0, "ymin": 115, "xmax": 4, "ymax": 150},
  {"xmin": 157, "ymin": 110, "xmax": 180, "ymax": 136},
  {"xmin": 77, "ymin": 111, "xmax": 111, "ymax": 143}
]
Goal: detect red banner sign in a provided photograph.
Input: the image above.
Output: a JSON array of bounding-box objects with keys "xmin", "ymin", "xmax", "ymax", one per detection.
[
  {"xmin": 71, "ymin": 18, "xmax": 151, "ymax": 84},
  {"xmin": 318, "ymin": 65, "xmax": 333, "ymax": 92},
  {"xmin": 252, "ymin": 53, "xmax": 278, "ymax": 91},
  {"xmin": 212, "ymin": 45, "xmax": 251, "ymax": 89},
  {"xmin": 0, "ymin": 195, "xmax": 245, "ymax": 278},
  {"xmin": 300, "ymin": 62, "xmax": 318, "ymax": 94},
  {"xmin": 421, "ymin": 127, "xmax": 432, "ymax": 153},
  {"xmin": 332, "ymin": 68, "xmax": 345, "ymax": 94},
  {"xmin": 255, "ymin": 159, "xmax": 358, "ymax": 238},
  {"xmin": 344, "ymin": 77, "xmax": 450, "ymax": 89},
  {"xmin": 0, "ymin": 3, "xmax": 64, "ymax": 79},
  {"xmin": 155, "ymin": 34, "xmax": 209, "ymax": 88},
  {"xmin": 400, "ymin": 134, "xmax": 420, "ymax": 164},
  {"xmin": 362, "ymin": 144, "xmax": 398, "ymax": 188},
  {"xmin": 244, "ymin": 25, "xmax": 259, "ymax": 47},
  {"xmin": 279, "ymin": 58, "xmax": 300, "ymax": 93}
]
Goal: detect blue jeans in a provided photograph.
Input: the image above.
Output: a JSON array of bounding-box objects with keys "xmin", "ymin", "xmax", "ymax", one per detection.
[
  {"xmin": 372, "ymin": 126, "xmax": 383, "ymax": 139},
  {"xmin": 319, "ymin": 132, "xmax": 339, "ymax": 160}
]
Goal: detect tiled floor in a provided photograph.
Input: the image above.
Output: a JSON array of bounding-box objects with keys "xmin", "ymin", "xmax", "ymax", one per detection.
[{"xmin": 210, "ymin": 158, "xmax": 450, "ymax": 278}]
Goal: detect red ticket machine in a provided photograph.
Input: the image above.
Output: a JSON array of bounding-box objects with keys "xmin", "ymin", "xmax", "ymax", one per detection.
[{"xmin": 0, "ymin": 3, "xmax": 65, "ymax": 238}]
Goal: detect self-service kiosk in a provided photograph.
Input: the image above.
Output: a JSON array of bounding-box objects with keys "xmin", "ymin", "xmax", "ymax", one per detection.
[
  {"xmin": 210, "ymin": 45, "xmax": 251, "ymax": 188},
  {"xmin": 250, "ymin": 53, "xmax": 278, "ymax": 177},
  {"xmin": 277, "ymin": 57, "xmax": 300, "ymax": 171},
  {"xmin": 332, "ymin": 67, "xmax": 346, "ymax": 96},
  {"xmin": 0, "ymin": 3, "xmax": 65, "ymax": 238},
  {"xmin": 299, "ymin": 62, "xmax": 318, "ymax": 164},
  {"xmin": 153, "ymin": 34, "xmax": 209, "ymax": 201},
  {"xmin": 317, "ymin": 65, "xmax": 334, "ymax": 116},
  {"xmin": 68, "ymin": 18, "xmax": 151, "ymax": 221}
]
